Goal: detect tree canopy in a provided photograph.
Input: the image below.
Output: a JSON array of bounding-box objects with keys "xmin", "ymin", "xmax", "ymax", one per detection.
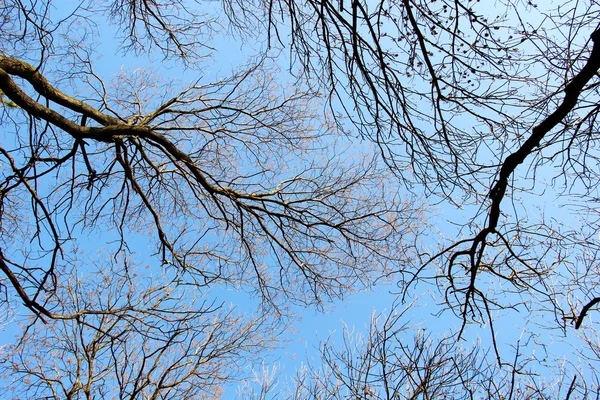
[{"xmin": 1, "ymin": 0, "xmax": 600, "ymax": 398}]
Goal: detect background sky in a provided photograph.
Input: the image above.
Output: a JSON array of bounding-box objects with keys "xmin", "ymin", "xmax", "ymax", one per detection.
[{"xmin": 1, "ymin": 0, "xmax": 597, "ymax": 397}]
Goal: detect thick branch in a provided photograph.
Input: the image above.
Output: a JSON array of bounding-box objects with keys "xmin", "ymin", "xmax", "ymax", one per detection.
[
  {"xmin": 488, "ymin": 29, "xmax": 600, "ymax": 229},
  {"xmin": 447, "ymin": 29, "xmax": 600, "ymax": 330},
  {"xmin": 0, "ymin": 59, "xmax": 225, "ymax": 197},
  {"xmin": 0, "ymin": 56, "xmax": 118, "ymax": 126},
  {"xmin": 575, "ymin": 297, "xmax": 600, "ymax": 329}
]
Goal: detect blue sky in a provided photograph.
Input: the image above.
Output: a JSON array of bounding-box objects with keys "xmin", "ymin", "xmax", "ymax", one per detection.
[{"xmin": 2, "ymin": 0, "xmax": 599, "ymax": 397}]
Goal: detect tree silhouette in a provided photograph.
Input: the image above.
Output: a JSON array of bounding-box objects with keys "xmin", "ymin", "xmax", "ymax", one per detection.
[
  {"xmin": 0, "ymin": 1, "xmax": 420, "ymax": 397},
  {"xmin": 225, "ymin": 0, "xmax": 600, "ymax": 331},
  {"xmin": 2, "ymin": 0, "xmax": 600, "ymax": 397}
]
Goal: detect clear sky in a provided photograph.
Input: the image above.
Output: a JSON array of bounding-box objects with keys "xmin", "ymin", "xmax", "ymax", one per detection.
[{"xmin": 1, "ymin": 1, "xmax": 598, "ymax": 398}]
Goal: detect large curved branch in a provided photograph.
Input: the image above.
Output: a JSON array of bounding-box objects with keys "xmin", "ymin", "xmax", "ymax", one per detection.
[
  {"xmin": 488, "ymin": 29, "xmax": 600, "ymax": 227},
  {"xmin": 0, "ymin": 56, "xmax": 119, "ymax": 126},
  {"xmin": 0, "ymin": 53, "xmax": 413, "ymax": 310},
  {"xmin": 448, "ymin": 28, "xmax": 600, "ymax": 328},
  {"xmin": 575, "ymin": 297, "xmax": 600, "ymax": 329},
  {"xmin": 0, "ymin": 59, "xmax": 227, "ymax": 199}
]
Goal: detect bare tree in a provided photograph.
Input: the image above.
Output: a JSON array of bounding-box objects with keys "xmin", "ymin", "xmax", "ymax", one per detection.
[
  {"xmin": 4, "ymin": 0, "xmax": 600, "ymax": 396},
  {"xmin": 0, "ymin": 0, "xmax": 422, "ymax": 398},
  {"xmin": 1, "ymin": 255, "xmax": 275, "ymax": 399},
  {"xmin": 222, "ymin": 0, "xmax": 600, "ymax": 336},
  {"xmin": 243, "ymin": 304, "xmax": 594, "ymax": 399},
  {"xmin": 213, "ymin": 0, "xmax": 600, "ymax": 394},
  {"xmin": 0, "ymin": 0, "xmax": 422, "ymax": 310}
]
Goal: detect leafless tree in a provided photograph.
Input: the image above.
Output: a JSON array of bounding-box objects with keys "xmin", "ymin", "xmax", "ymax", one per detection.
[
  {"xmin": 4, "ymin": 0, "xmax": 600, "ymax": 396},
  {"xmin": 243, "ymin": 304, "xmax": 596, "ymax": 399},
  {"xmin": 0, "ymin": 0, "xmax": 421, "ymax": 311},
  {"xmin": 214, "ymin": 0, "xmax": 600, "ymax": 394},
  {"xmin": 1, "ymin": 255, "xmax": 276, "ymax": 399},
  {"xmin": 0, "ymin": 0, "xmax": 422, "ymax": 398},
  {"xmin": 223, "ymin": 0, "xmax": 600, "ymax": 339}
]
